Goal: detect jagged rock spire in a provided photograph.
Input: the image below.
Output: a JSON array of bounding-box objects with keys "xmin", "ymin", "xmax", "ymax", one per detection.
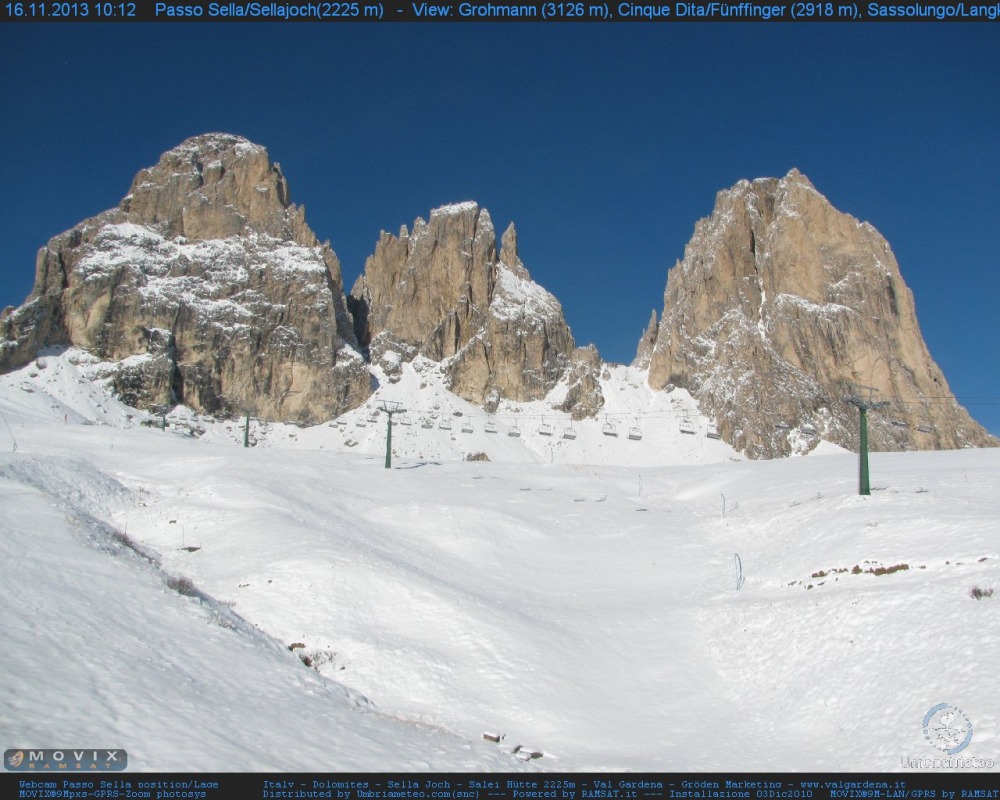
[{"xmin": 350, "ymin": 202, "xmax": 604, "ymax": 417}]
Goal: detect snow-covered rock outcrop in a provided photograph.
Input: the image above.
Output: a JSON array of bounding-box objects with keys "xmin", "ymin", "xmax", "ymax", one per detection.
[
  {"xmin": 0, "ymin": 133, "xmax": 370, "ymax": 423},
  {"xmin": 642, "ymin": 169, "xmax": 995, "ymax": 457},
  {"xmin": 350, "ymin": 202, "xmax": 604, "ymax": 418},
  {"xmin": 3, "ymin": 142, "xmax": 992, "ymax": 455}
]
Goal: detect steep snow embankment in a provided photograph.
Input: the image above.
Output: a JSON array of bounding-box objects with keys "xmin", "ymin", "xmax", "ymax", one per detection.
[
  {"xmin": 1, "ymin": 349, "xmax": 748, "ymax": 467},
  {"xmin": 0, "ymin": 450, "xmax": 527, "ymax": 771}
]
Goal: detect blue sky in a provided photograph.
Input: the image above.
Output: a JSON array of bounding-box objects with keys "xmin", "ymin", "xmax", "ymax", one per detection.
[{"xmin": 1, "ymin": 22, "xmax": 997, "ymax": 434}]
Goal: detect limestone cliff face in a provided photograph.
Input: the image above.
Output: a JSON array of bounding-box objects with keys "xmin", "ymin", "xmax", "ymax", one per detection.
[
  {"xmin": 6, "ymin": 145, "xmax": 987, "ymax": 451},
  {"xmin": 644, "ymin": 169, "xmax": 996, "ymax": 458},
  {"xmin": 350, "ymin": 202, "xmax": 603, "ymax": 418},
  {"xmin": 0, "ymin": 133, "xmax": 370, "ymax": 422}
]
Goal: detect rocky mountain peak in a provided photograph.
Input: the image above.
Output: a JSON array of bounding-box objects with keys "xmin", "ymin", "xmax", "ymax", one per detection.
[
  {"xmin": 3, "ymin": 140, "xmax": 992, "ymax": 455},
  {"xmin": 350, "ymin": 203, "xmax": 603, "ymax": 417},
  {"xmin": 642, "ymin": 170, "xmax": 995, "ymax": 457},
  {"xmin": 119, "ymin": 132, "xmax": 318, "ymax": 245},
  {"xmin": 498, "ymin": 221, "xmax": 529, "ymax": 280},
  {"xmin": 1, "ymin": 134, "xmax": 369, "ymax": 423}
]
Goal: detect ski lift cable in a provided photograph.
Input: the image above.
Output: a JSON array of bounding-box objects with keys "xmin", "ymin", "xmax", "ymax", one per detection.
[{"xmin": 380, "ymin": 402, "xmax": 708, "ymax": 422}]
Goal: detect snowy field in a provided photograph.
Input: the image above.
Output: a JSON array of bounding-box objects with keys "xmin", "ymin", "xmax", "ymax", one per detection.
[{"xmin": 1, "ymin": 350, "xmax": 997, "ymax": 772}]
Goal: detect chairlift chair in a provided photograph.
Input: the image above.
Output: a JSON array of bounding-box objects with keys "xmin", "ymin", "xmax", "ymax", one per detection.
[
  {"xmin": 355, "ymin": 418, "xmax": 367, "ymax": 428},
  {"xmin": 679, "ymin": 417, "xmax": 696, "ymax": 435},
  {"xmin": 627, "ymin": 418, "xmax": 643, "ymax": 440},
  {"xmin": 706, "ymin": 423, "xmax": 721, "ymax": 439},
  {"xmin": 801, "ymin": 423, "xmax": 817, "ymax": 436},
  {"xmin": 775, "ymin": 422, "xmax": 792, "ymax": 431},
  {"xmin": 398, "ymin": 414, "xmax": 412, "ymax": 426},
  {"xmin": 916, "ymin": 401, "xmax": 934, "ymax": 433},
  {"xmin": 602, "ymin": 417, "xmax": 618, "ymax": 437},
  {"xmin": 538, "ymin": 421, "xmax": 554, "ymax": 436},
  {"xmin": 484, "ymin": 420, "xmax": 498, "ymax": 434},
  {"xmin": 508, "ymin": 424, "xmax": 522, "ymax": 438},
  {"xmin": 438, "ymin": 418, "xmax": 452, "ymax": 430},
  {"xmin": 461, "ymin": 421, "xmax": 474, "ymax": 434},
  {"xmin": 421, "ymin": 418, "xmax": 434, "ymax": 429},
  {"xmin": 562, "ymin": 424, "xmax": 577, "ymax": 440}
]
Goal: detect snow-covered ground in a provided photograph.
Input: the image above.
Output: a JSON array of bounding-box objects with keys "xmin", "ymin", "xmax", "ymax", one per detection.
[
  {"xmin": 252, "ymin": 355, "xmax": 749, "ymax": 468},
  {"xmin": 1, "ymin": 350, "xmax": 997, "ymax": 772}
]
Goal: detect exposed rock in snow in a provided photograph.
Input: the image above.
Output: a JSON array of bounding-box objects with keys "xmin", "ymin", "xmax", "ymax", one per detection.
[
  {"xmin": 2, "ymin": 143, "xmax": 992, "ymax": 458},
  {"xmin": 350, "ymin": 204, "xmax": 604, "ymax": 417},
  {"xmin": 633, "ymin": 309, "xmax": 658, "ymax": 370},
  {"xmin": 642, "ymin": 169, "xmax": 996, "ymax": 458},
  {"xmin": 0, "ymin": 133, "xmax": 370, "ymax": 423}
]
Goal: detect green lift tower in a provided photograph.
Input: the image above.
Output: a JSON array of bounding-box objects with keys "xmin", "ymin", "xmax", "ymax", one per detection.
[{"xmin": 843, "ymin": 385, "xmax": 889, "ymax": 496}]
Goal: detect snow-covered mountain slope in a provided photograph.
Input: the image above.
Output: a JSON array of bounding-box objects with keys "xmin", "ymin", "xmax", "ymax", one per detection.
[
  {"xmin": 302, "ymin": 358, "xmax": 746, "ymax": 467},
  {"xmin": 1, "ymin": 348, "xmax": 997, "ymax": 772},
  {"xmin": 1, "ymin": 348, "xmax": 751, "ymax": 467},
  {"xmin": 5, "ymin": 137, "xmax": 990, "ymax": 461}
]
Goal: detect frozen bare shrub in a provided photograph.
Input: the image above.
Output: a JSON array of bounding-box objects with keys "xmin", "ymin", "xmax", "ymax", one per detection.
[{"xmin": 166, "ymin": 575, "xmax": 198, "ymax": 597}]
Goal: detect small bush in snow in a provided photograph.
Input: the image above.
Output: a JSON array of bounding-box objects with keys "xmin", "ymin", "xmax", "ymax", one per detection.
[
  {"xmin": 166, "ymin": 575, "xmax": 198, "ymax": 597},
  {"xmin": 210, "ymin": 610, "xmax": 239, "ymax": 631},
  {"xmin": 869, "ymin": 563, "xmax": 909, "ymax": 576},
  {"xmin": 111, "ymin": 528, "xmax": 139, "ymax": 553},
  {"xmin": 969, "ymin": 586, "xmax": 994, "ymax": 600},
  {"xmin": 299, "ymin": 649, "xmax": 337, "ymax": 671}
]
